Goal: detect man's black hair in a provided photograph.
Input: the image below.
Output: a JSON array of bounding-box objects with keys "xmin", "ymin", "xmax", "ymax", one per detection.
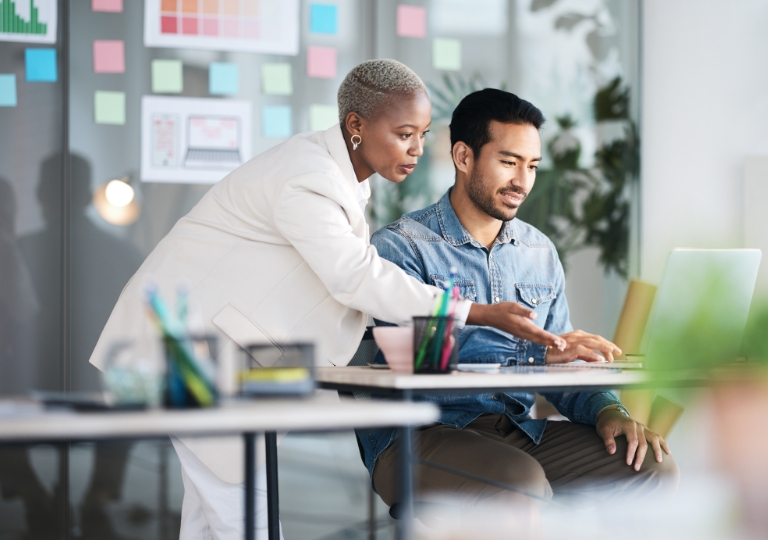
[{"xmin": 449, "ymin": 88, "xmax": 545, "ymax": 158}]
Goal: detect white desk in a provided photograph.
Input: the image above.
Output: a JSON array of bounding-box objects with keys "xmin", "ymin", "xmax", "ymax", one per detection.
[
  {"xmin": 0, "ymin": 397, "xmax": 438, "ymax": 540},
  {"xmin": 316, "ymin": 365, "xmax": 651, "ymax": 395}
]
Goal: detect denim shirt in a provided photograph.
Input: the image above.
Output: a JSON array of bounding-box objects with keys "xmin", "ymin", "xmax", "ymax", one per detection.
[{"xmin": 355, "ymin": 189, "xmax": 627, "ymax": 485}]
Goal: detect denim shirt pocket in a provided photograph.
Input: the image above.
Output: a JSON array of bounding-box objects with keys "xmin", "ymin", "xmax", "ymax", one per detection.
[
  {"xmin": 515, "ymin": 283, "xmax": 556, "ymax": 314},
  {"xmin": 430, "ymin": 274, "xmax": 477, "ymax": 302}
]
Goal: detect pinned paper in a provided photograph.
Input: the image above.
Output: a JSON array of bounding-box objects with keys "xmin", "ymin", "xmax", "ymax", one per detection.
[
  {"xmin": 94, "ymin": 91, "xmax": 126, "ymax": 125},
  {"xmin": 432, "ymin": 38, "xmax": 461, "ymax": 71},
  {"xmin": 93, "ymin": 40, "xmax": 125, "ymax": 73},
  {"xmin": 309, "ymin": 104, "xmax": 338, "ymax": 131},
  {"xmin": 152, "ymin": 60, "xmax": 183, "ymax": 93},
  {"xmin": 261, "ymin": 63, "xmax": 292, "ymax": 95},
  {"xmin": 92, "ymin": 0, "xmax": 123, "ymax": 12},
  {"xmin": 262, "ymin": 105, "xmax": 292, "ymax": 138},
  {"xmin": 307, "ymin": 46, "xmax": 337, "ymax": 79},
  {"xmin": 209, "ymin": 62, "xmax": 239, "ymax": 95},
  {"xmin": 397, "ymin": 5, "xmax": 426, "ymax": 38},
  {"xmin": 25, "ymin": 49, "xmax": 57, "ymax": 82},
  {"xmin": 310, "ymin": 4, "xmax": 338, "ymax": 34},
  {"xmin": 0, "ymin": 75, "xmax": 17, "ymax": 107}
]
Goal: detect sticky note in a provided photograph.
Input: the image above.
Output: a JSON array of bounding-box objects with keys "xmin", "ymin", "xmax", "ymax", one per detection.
[
  {"xmin": 92, "ymin": 0, "xmax": 123, "ymax": 12},
  {"xmin": 309, "ymin": 104, "xmax": 338, "ymax": 131},
  {"xmin": 433, "ymin": 38, "xmax": 461, "ymax": 71},
  {"xmin": 93, "ymin": 40, "xmax": 125, "ymax": 74},
  {"xmin": 397, "ymin": 5, "xmax": 426, "ymax": 38},
  {"xmin": 310, "ymin": 4, "xmax": 338, "ymax": 34},
  {"xmin": 209, "ymin": 62, "xmax": 239, "ymax": 95},
  {"xmin": 261, "ymin": 63, "xmax": 292, "ymax": 95},
  {"xmin": 94, "ymin": 91, "xmax": 126, "ymax": 125},
  {"xmin": 152, "ymin": 60, "xmax": 183, "ymax": 93},
  {"xmin": 307, "ymin": 46, "xmax": 337, "ymax": 79},
  {"xmin": 25, "ymin": 49, "xmax": 57, "ymax": 82},
  {"xmin": 262, "ymin": 105, "xmax": 292, "ymax": 138},
  {"xmin": 0, "ymin": 75, "xmax": 17, "ymax": 107}
]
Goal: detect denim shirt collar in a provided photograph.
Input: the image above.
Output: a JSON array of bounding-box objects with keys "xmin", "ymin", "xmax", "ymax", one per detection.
[{"xmin": 436, "ymin": 189, "xmax": 517, "ymax": 248}]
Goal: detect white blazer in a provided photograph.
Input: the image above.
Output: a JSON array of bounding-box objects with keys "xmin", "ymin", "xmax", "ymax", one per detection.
[{"xmin": 89, "ymin": 124, "xmax": 441, "ymax": 483}]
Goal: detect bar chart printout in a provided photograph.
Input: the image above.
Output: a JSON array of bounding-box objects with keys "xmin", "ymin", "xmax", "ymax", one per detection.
[
  {"xmin": 0, "ymin": 0, "xmax": 57, "ymax": 43},
  {"xmin": 144, "ymin": 0, "xmax": 299, "ymax": 55}
]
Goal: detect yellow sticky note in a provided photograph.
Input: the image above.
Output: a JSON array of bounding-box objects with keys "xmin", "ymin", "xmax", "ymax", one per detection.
[
  {"xmin": 261, "ymin": 63, "xmax": 292, "ymax": 95},
  {"xmin": 309, "ymin": 104, "xmax": 338, "ymax": 131},
  {"xmin": 433, "ymin": 38, "xmax": 461, "ymax": 71},
  {"xmin": 152, "ymin": 60, "xmax": 183, "ymax": 94},
  {"xmin": 94, "ymin": 91, "xmax": 126, "ymax": 125}
]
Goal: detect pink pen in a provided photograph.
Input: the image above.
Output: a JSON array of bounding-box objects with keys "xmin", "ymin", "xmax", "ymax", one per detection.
[{"xmin": 439, "ymin": 286, "xmax": 461, "ymax": 370}]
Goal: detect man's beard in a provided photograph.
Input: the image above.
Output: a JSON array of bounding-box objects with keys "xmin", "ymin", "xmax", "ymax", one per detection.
[{"xmin": 466, "ymin": 168, "xmax": 526, "ymax": 222}]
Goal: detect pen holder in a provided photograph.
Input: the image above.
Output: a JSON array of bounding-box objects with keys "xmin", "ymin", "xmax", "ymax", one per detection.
[
  {"xmin": 413, "ymin": 316, "xmax": 459, "ymax": 374},
  {"xmin": 163, "ymin": 334, "xmax": 218, "ymax": 409}
]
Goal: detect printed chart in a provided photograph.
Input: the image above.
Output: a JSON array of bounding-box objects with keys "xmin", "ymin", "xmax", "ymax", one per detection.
[
  {"xmin": 0, "ymin": 0, "xmax": 57, "ymax": 44},
  {"xmin": 141, "ymin": 96, "xmax": 253, "ymax": 184},
  {"xmin": 144, "ymin": 0, "xmax": 299, "ymax": 55}
]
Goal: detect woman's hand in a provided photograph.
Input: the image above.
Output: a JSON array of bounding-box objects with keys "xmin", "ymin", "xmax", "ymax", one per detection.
[{"xmin": 467, "ymin": 302, "xmax": 566, "ymax": 350}]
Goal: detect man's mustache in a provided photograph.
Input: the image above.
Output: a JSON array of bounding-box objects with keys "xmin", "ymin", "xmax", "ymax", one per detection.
[{"xmin": 498, "ymin": 185, "xmax": 528, "ymax": 199}]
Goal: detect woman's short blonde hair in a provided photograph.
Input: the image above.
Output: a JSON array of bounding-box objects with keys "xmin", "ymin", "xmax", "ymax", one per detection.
[{"xmin": 337, "ymin": 59, "xmax": 426, "ymax": 124}]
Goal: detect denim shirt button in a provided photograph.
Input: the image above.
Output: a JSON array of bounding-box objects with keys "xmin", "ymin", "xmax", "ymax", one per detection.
[
  {"xmin": 494, "ymin": 296, "xmax": 500, "ymax": 303},
  {"xmin": 528, "ymin": 357, "xmax": 535, "ymax": 363}
]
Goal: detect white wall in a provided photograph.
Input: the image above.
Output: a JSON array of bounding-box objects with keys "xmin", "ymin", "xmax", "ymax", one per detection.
[{"xmin": 641, "ymin": 0, "xmax": 768, "ymax": 284}]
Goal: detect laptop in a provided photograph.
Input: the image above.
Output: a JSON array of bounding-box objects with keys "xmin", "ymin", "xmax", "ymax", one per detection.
[
  {"xmin": 640, "ymin": 249, "xmax": 761, "ymax": 370},
  {"xmin": 541, "ymin": 249, "xmax": 761, "ymax": 372}
]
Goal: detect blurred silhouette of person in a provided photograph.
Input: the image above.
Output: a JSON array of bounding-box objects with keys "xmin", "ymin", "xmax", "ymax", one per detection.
[
  {"xmin": 0, "ymin": 176, "xmax": 58, "ymax": 539},
  {"xmin": 16, "ymin": 154, "xmax": 144, "ymax": 540},
  {"xmin": 0, "ymin": 176, "xmax": 39, "ymax": 393}
]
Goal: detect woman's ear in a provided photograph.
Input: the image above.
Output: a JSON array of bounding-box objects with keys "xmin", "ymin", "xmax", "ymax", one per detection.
[
  {"xmin": 345, "ymin": 112, "xmax": 364, "ymax": 136},
  {"xmin": 452, "ymin": 142, "xmax": 473, "ymax": 174}
]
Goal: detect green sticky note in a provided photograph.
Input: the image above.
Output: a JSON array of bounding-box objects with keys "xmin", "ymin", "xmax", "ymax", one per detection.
[
  {"xmin": 309, "ymin": 104, "xmax": 338, "ymax": 131},
  {"xmin": 433, "ymin": 38, "xmax": 461, "ymax": 71},
  {"xmin": 94, "ymin": 91, "xmax": 126, "ymax": 125},
  {"xmin": 261, "ymin": 63, "xmax": 292, "ymax": 95},
  {"xmin": 152, "ymin": 60, "xmax": 183, "ymax": 94}
]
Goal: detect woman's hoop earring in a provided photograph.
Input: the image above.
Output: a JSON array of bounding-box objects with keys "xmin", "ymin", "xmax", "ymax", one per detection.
[{"xmin": 351, "ymin": 134, "xmax": 362, "ymax": 151}]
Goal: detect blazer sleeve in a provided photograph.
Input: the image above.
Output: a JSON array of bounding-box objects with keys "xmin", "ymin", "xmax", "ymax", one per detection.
[{"xmin": 272, "ymin": 173, "xmax": 441, "ymax": 326}]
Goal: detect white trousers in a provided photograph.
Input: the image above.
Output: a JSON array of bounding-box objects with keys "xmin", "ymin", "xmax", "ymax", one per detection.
[{"xmin": 171, "ymin": 437, "xmax": 285, "ymax": 540}]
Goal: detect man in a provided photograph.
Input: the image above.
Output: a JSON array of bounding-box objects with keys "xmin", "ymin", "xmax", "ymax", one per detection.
[{"xmin": 357, "ymin": 89, "xmax": 679, "ymax": 509}]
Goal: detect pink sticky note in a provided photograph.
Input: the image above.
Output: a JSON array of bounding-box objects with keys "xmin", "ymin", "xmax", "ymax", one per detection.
[
  {"xmin": 93, "ymin": 40, "xmax": 125, "ymax": 73},
  {"xmin": 307, "ymin": 46, "xmax": 337, "ymax": 79},
  {"xmin": 397, "ymin": 5, "xmax": 426, "ymax": 38},
  {"xmin": 92, "ymin": 0, "xmax": 123, "ymax": 12}
]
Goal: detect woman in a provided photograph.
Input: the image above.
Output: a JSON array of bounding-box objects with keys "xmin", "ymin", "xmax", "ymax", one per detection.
[{"xmin": 90, "ymin": 59, "xmax": 564, "ymax": 539}]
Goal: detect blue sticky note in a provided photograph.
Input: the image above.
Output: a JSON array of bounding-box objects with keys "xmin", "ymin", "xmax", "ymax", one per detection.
[
  {"xmin": 310, "ymin": 4, "xmax": 338, "ymax": 34},
  {"xmin": 0, "ymin": 74, "xmax": 17, "ymax": 106},
  {"xmin": 262, "ymin": 105, "xmax": 292, "ymax": 138},
  {"xmin": 25, "ymin": 49, "xmax": 58, "ymax": 82},
  {"xmin": 209, "ymin": 63, "xmax": 239, "ymax": 95}
]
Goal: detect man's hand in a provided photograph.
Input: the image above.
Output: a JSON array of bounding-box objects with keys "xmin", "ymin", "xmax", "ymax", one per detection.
[
  {"xmin": 544, "ymin": 330, "xmax": 622, "ymax": 364},
  {"xmin": 596, "ymin": 408, "xmax": 671, "ymax": 471},
  {"xmin": 467, "ymin": 302, "xmax": 566, "ymax": 351}
]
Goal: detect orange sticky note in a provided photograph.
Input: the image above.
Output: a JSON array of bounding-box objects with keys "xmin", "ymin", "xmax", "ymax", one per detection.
[
  {"xmin": 397, "ymin": 5, "xmax": 426, "ymax": 38},
  {"xmin": 306, "ymin": 46, "xmax": 337, "ymax": 79},
  {"xmin": 93, "ymin": 40, "xmax": 125, "ymax": 74}
]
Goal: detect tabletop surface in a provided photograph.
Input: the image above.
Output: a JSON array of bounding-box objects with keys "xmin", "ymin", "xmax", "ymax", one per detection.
[
  {"xmin": 317, "ymin": 365, "xmax": 653, "ymax": 392},
  {"xmin": 0, "ymin": 397, "xmax": 439, "ymax": 442}
]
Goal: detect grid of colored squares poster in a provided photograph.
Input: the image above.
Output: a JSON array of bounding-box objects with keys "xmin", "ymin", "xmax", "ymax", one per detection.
[{"xmin": 145, "ymin": 0, "xmax": 299, "ymax": 55}]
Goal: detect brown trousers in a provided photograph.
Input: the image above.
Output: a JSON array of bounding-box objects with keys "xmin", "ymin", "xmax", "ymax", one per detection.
[{"xmin": 373, "ymin": 414, "xmax": 679, "ymax": 508}]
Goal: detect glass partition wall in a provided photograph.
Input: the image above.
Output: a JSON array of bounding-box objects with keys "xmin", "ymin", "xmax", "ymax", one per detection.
[{"xmin": 0, "ymin": 1, "xmax": 640, "ymax": 538}]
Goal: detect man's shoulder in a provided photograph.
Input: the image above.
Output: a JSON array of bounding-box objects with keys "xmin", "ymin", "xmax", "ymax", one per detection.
[
  {"xmin": 512, "ymin": 218, "xmax": 557, "ymax": 250},
  {"xmin": 371, "ymin": 203, "xmax": 443, "ymax": 244}
]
